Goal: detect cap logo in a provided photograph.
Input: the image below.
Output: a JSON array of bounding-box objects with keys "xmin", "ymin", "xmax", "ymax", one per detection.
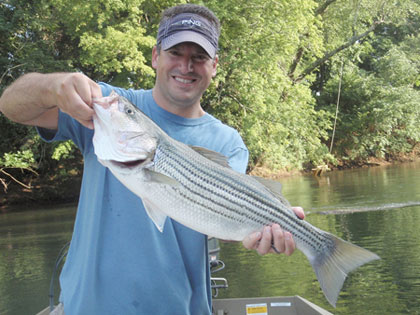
[{"xmin": 181, "ymin": 18, "xmax": 201, "ymax": 27}]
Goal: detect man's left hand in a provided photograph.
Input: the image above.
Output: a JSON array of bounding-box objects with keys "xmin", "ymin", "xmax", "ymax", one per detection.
[{"xmin": 242, "ymin": 207, "xmax": 304, "ymax": 256}]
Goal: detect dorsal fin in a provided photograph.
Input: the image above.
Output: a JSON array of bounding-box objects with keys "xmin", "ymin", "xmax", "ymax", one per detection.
[
  {"xmin": 190, "ymin": 146, "xmax": 231, "ymax": 168},
  {"xmin": 251, "ymin": 176, "xmax": 291, "ymax": 207}
]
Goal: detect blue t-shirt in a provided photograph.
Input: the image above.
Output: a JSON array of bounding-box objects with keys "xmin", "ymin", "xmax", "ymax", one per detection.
[{"xmin": 39, "ymin": 84, "xmax": 249, "ymax": 315}]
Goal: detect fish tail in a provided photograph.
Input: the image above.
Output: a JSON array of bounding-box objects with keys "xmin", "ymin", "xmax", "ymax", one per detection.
[{"xmin": 306, "ymin": 232, "xmax": 380, "ymax": 307}]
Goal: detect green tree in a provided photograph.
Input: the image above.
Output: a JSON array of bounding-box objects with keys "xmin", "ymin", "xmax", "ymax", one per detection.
[
  {"xmin": 1, "ymin": 0, "xmax": 419, "ymax": 203},
  {"xmin": 315, "ymin": 4, "xmax": 420, "ymax": 164}
]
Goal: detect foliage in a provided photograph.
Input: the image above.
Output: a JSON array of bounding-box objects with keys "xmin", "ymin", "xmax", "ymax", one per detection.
[
  {"xmin": 0, "ymin": 0, "xmax": 420, "ymax": 201},
  {"xmin": 0, "ymin": 150, "xmax": 35, "ymax": 168},
  {"xmin": 316, "ymin": 22, "xmax": 420, "ymax": 163},
  {"xmin": 203, "ymin": 0, "xmax": 331, "ymax": 169}
]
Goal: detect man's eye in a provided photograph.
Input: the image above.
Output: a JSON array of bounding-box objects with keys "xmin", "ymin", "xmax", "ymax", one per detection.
[
  {"xmin": 194, "ymin": 55, "xmax": 209, "ymax": 62},
  {"xmin": 169, "ymin": 50, "xmax": 181, "ymax": 56}
]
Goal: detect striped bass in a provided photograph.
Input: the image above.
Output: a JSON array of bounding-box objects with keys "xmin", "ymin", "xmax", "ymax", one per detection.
[{"xmin": 92, "ymin": 91, "xmax": 380, "ymax": 307}]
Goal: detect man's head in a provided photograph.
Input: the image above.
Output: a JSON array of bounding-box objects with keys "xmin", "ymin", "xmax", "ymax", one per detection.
[
  {"xmin": 156, "ymin": 4, "xmax": 220, "ymax": 58},
  {"xmin": 151, "ymin": 4, "xmax": 220, "ymax": 117}
]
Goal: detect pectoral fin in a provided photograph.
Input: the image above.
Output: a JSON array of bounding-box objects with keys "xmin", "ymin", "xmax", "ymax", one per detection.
[
  {"xmin": 142, "ymin": 198, "xmax": 168, "ymax": 232},
  {"xmin": 143, "ymin": 169, "xmax": 181, "ymax": 187},
  {"xmin": 141, "ymin": 169, "xmax": 181, "ymax": 232}
]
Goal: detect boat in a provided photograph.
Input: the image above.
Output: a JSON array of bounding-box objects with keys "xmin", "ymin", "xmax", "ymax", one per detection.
[
  {"xmin": 36, "ymin": 307, "xmax": 52, "ymax": 315},
  {"xmin": 212, "ymin": 296, "xmax": 333, "ymax": 315},
  {"xmin": 38, "ymin": 295, "xmax": 332, "ymax": 315}
]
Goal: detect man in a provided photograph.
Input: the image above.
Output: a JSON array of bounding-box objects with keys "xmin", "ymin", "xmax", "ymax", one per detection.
[{"xmin": 0, "ymin": 4, "xmax": 303, "ymax": 315}]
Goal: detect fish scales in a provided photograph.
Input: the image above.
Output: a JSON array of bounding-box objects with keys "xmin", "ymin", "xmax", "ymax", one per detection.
[
  {"xmin": 155, "ymin": 143, "xmax": 254, "ymax": 222},
  {"xmin": 92, "ymin": 92, "xmax": 380, "ymax": 307},
  {"xmin": 155, "ymin": 138, "xmax": 328, "ymax": 250}
]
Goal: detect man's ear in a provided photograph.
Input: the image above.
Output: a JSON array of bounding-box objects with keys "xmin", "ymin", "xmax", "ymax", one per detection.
[
  {"xmin": 152, "ymin": 46, "xmax": 159, "ymax": 69},
  {"xmin": 212, "ymin": 55, "xmax": 219, "ymax": 77}
]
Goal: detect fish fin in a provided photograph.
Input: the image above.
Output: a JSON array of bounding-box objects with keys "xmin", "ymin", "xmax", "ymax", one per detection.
[
  {"xmin": 143, "ymin": 169, "xmax": 181, "ymax": 187},
  {"xmin": 141, "ymin": 169, "xmax": 180, "ymax": 232},
  {"xmin": 305, "ymin": 231, "xmax": 380, "ymax": 307},
  {"xmin": 190, "ymin": 146, "xmax": 231, "ymax": 168},
  {"xmin": 142, "ymin": 198, "xmax": 167, "ymax": 232},
  {"xmin": 251, "ymin": 176, "xmax": 291, "ymax": 207}
]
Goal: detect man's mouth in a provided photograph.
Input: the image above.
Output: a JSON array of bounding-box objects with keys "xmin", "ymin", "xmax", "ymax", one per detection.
[{"xmin": 173, "ymin": 76, "xmax": 196, "ymax": 84}]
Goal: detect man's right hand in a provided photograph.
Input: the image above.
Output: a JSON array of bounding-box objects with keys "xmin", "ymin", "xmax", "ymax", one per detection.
[
  {"xmin": 49, "ymin": 73, "xmax": 102, "ymax": 129},
  {"xmin": 0, "ymin": 72, "xmax": 102, "ymax": 130}
]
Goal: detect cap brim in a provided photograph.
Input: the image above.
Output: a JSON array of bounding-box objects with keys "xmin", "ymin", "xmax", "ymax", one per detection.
[{"xmin": 161, "ymin": 31, "xmax": 216, "ymax": 58}]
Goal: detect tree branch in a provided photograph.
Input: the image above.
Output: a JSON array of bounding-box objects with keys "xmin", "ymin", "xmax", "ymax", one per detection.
[
  {"xmin": 287, "ymin": 0, "xmax": 337, "ymax": 79},
  {"xmin": 315, "ymin": 0, "xmax": 338, "ymax": 16},
  {"xmin": 0, "ymin": 167, "xmax": 38, "ymax": 192},
  {"xmin": 288, "ymin": 47, "xmax": 304, "ymax": 79},
  {"xmin": 293, "ymin": 20, "xmax": 384, "ymax": 83},
  {"xmin": 0, "ymin": 64, "xmax": 25, "ymax": 85}
]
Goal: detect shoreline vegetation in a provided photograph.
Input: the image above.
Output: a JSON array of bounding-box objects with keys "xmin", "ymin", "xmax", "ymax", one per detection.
[
  {"xmin": 2, "ymin": 153, "xmax": 419, "ymax": 211},
  {"xmin": 1, "ymin": 1, "xmax": 419, "ymax": 211}
]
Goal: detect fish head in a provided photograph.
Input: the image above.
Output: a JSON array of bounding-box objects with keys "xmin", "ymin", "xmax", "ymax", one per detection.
[{"xmin": 93, "ymin": 91, "xmax": 159, "ymax": 173}]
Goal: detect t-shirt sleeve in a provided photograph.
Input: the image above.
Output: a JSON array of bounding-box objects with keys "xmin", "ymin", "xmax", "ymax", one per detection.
[
  {"xmin": 37, "ymin": 110, "xmax": 93, "ymax": 154},
  {"xmin": 226, "ymin": 131, "xmax": 249, "ymax": 174},
  {"xmin": 228, "ymin": 145, "xmax": 249, "ymax": 174}
]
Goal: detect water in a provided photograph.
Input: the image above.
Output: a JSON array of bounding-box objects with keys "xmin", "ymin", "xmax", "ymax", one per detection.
[
  {"xmin": 216, "ymin": 162, "xmax": 420, "ymax": 314},
  {"xmin": 0, "ymin": 205, "xmax": 75, "ymax": 315},
  {"xmin": 1, "ymin": 162, "xmax": 420, "ymax": 314}
]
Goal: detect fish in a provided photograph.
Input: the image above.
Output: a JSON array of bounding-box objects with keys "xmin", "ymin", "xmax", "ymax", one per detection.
[{"xmin": 92, "ymin": 91, "xmax": 380, "ymax": 307}]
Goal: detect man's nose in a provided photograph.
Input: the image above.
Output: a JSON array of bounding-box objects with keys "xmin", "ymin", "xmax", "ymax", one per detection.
[{"xmin": 179, "ymin": 56, "xmax": 194, "ymax": 73}]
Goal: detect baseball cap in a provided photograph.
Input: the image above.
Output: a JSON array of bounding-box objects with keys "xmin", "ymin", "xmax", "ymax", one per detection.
[{"xmin": 157, "ymin": 13, "xmax": 219, "ymax": 58}]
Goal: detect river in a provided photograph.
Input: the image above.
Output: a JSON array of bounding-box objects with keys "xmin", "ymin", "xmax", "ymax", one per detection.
[{"xmin": 1, "ymin": 162, "xmax": 420, "ymax": 314}]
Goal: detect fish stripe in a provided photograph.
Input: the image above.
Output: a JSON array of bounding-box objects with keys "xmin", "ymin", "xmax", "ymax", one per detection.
[{"xmin": 155, "ymin": 141, "xmax": 326, "ymax": 249}]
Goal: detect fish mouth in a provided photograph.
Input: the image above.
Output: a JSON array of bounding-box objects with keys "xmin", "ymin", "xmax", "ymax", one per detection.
[{"xmin": 110, "ymin": 159, "xmax": 147, "ymax": 169}]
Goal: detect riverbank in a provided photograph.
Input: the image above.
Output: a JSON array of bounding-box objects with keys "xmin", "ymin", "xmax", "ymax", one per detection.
[
  {"xmin": 250, "ymin": 151, "xmax": 420, "ymax": 179},
  {"xmin": 0, "ymin": 175, "xmax": 81, "ymax": 211},
  {"xmin": 2, "ymin": 154, "xmax": 420, "ymax": 211}
]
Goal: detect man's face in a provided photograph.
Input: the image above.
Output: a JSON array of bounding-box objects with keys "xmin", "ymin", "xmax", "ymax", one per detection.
[{"xmin": 152, "ymin": 42, "xmax": 218, "ymax": 111}]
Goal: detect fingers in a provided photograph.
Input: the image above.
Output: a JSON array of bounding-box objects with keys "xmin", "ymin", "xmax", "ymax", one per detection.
[
  {"xmin": 271, "ymin": 224, "xmax": 285, "ymax": 254},
  {"xmin": 242, "ymin": 230, "xmax": 262, "ymax": 251},
  {"xmin": 242, "ymin": 224, "xmax": 296, "ymax": 256},
  {"xmin": 53, "ymin": 73, "xmax": 102, "ymax": 129},
  {"xmin": 270, "ymin": 224, "xmax": 295, "ymax": 256},
  {"xmin": 258, "ymin": 226, "xmax": 275, "ymax": 255},
  {"xmin": 243, "ymin": 206, "xmax": 305, "ymax": 256},
  {"xmin": 291, "ymin": 206, "xmax": 305, "ymax": 220},
  {"xmin": 74, "ymin": 74, "xmax": 103, "ymax": 108},
  {"xmin": 242, "ymin": 226, "xmax": 281, "ymax": 255}
]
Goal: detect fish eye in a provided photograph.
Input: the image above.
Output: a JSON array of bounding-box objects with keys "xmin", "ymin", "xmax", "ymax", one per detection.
[{"xmin": 125, "ymin": 107, "xmax": 134, "ymax": 115}]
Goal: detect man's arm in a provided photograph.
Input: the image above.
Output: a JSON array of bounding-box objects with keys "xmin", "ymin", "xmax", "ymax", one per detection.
[{"xmin": 0, "ymin": 72, "xmax": 102, "ymax": 129}]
